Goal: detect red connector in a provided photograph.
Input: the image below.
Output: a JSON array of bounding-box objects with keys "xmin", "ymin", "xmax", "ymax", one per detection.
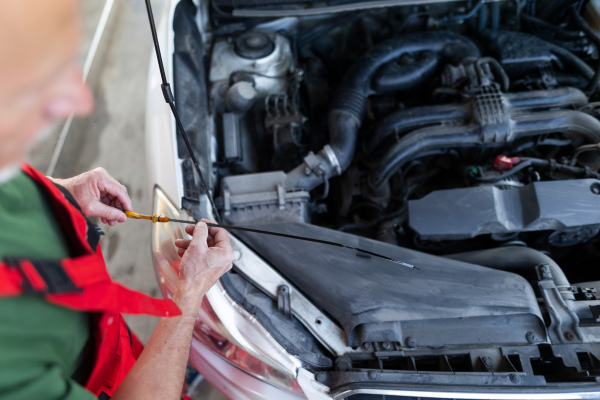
[{"xmin": 493, "ymin": 155, "xmax": 521, "ymax": 171}]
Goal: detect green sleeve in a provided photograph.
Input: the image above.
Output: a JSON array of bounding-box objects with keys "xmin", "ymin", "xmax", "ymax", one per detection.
[
  {"xmin": 0, "ymin": 298, "xmax": 97, "ymax": 400},
  {"xmin": 0, "ymin": 172, "xmax": 96, "ymax": 399}
]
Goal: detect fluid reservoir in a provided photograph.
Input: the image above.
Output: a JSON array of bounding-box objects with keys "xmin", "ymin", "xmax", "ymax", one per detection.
[{"xmin": 209, "ymin": 30, "xmax": 293, "ymax": 99}]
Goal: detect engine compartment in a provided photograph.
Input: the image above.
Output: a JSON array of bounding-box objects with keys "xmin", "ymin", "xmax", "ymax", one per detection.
[
  {"xmin": 209, "ymin": 7, "xmax": 600, "ymax": 279},
  {"xmin": 175, "ymin": 0, "xmax": 600, "ymax": 391}
]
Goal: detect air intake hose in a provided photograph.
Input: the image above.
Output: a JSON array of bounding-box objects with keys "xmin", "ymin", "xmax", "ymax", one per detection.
[
  {"xmin": 446, "ymin": 246, "xmax": 574, "ymax": 300},
  {"xmin": 285, "ymin": 31, "xmax": 480, "ymax": 191}
]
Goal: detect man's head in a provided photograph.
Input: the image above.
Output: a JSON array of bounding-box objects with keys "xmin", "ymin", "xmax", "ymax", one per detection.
[{"xmin": 0, "ymin": 0, "xmax": 93, "ymax": 178}]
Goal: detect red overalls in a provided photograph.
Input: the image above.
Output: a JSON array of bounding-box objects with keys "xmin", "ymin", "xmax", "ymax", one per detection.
[{"xmin": 0, "ymin": 164, "xmax": 185, "ymax": 399}]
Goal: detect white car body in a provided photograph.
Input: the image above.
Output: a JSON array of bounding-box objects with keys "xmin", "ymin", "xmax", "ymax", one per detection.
[{"xmin": 144, "ymin": 0, "xmax": 600, "ymax": 398}]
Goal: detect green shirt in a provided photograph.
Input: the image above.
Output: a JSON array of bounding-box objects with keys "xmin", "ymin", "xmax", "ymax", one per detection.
[{"xmin": 0, "ymin": 171, "xmax": 96, "ymax": 400}]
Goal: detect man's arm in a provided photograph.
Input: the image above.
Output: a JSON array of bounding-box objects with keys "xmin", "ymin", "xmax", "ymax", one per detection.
[
  {"xmin": 51, "ymin": 168, "xmax": 234, "ymax": 398},
  {"xmin": 112, "ymin": 221, "xmax": 233, "ymax": 400}
]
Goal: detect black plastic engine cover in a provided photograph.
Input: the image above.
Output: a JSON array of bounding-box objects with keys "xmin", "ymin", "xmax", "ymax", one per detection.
[
  {"xmin": 408, "ymin": 179, "xmax": 600, "ymax": 240},
  {"xmin": 480, "ymin": 31, "xmax": 555, "ymax": 78},
  {"xmin": 234, "ymin": 223, "xmax": 545, "ymax": 347}
]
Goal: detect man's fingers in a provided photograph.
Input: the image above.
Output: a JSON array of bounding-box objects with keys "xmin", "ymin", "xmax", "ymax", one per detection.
[
  {"xmin": 187, "ymin": 222, "xmax": 209, "ymax": 255},
  {"xmin": 200, "ymin": 219, "xmax": 218, "ymax": 236},
  {"xmin": 177, "ymin": 248, "xmax": 185, "ymax": 258},
  {"xmin": 199, "ymin": 219, "xmax": 230, "ymax": 249},
  {"xmin": 96, "ymin": 170, "xmax": 133, "ymax": 212},
  {"xmin": 114, "ymin": 198, "xmax": 124, "ymax": 212},
  {"xmin": 206, "ymin": 236, "xmax": 216, "ymax": 248},
  {"xmin": 184, "ymin": 224, "xmax": 195, "ymax": 236},
  {"xmin": 175, "ymin": 239, "xmax": 191, "ymax": 249},
  {"xmin": 86, "ymin": 201, "xmax": 126, "ymax": 223},
  {"xmin": 210, "ymin": 226, "xmax": 231, "ymax": 250}
]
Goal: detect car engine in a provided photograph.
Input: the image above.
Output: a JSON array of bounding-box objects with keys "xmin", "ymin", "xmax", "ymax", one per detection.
[
  {"xmin": 209, "ymin": 6, "xmax": 600, "ymax": 267},
  {"xmin": 174, "ymin": 0, "xmax": 600, "ymax": 392}
]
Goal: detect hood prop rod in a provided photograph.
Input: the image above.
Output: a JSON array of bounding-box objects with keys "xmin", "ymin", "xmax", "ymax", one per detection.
[{"xmin": 144, "ymin": 0, "xmax": 222, "ymax": 224}]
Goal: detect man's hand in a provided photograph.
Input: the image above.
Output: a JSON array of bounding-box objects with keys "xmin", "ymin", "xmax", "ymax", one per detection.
[
  {"xmin": 173, "ymin": 220, "xmax": 233, "ymax": 316},
  {"xmin": 50, "ymin": 167, "xmax": 132, "ymax": 226},
  {"xmin": 112, "ymin": 220, "xmax": 233, "ymax": 400}
]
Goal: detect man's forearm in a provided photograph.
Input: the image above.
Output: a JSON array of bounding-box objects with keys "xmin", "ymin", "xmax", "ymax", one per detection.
[
  {"xmin": 110, "ymin": 221, "xmax": 233, "ymax": 399},
  {"xmin": 110, "ymin": 287, "xmax": 206, "ymax": 400}
]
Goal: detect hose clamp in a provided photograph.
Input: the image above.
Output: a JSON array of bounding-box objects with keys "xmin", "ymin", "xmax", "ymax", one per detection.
[{"xmin": 323, "ymin": 145, "xmax": 342, "ymax": 176}]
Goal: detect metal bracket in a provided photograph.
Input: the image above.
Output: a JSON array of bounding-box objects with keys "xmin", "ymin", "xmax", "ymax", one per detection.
[
  {"xmin": 537, "ymin": 263, "xmax": 583, "ymax": 344},
  {"xmin": 223, "ymin": 189, "xmax": 231, "ymax": 216},
  {"xmin": 590, "ymin": 305, "xmax": 600, "ymax": 323},
  {"xmin": 304, "ymin": 152, "xmax": 324, "ymax": 176},
  {"xmin": 277, "ymin": 285, "xmax": 292, "ymax": 319},
  {"xmin": 276, "ymin": 184, "xmax": 286, "ymax": 210}
]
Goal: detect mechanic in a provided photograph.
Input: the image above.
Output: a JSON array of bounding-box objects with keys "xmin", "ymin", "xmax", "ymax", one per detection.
[{"xmin": 0, "ymin": 1, "xmax": 234, "ymax": 399}]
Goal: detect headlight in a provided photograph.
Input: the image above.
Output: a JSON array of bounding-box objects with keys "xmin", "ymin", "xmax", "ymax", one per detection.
[{"xmin": 151, "ymin": 186, "xmax": 306, "ymax": 396}]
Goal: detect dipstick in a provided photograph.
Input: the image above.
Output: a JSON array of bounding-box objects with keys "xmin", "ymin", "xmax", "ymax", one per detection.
[{"xmin": 125, "ymin": 211, "xmax": 418, "ymax": 270}]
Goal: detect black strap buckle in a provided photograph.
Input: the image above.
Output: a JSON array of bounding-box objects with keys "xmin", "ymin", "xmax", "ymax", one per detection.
[
  {"xmin": 52, "ymin": 182, "xmax": 104, "ymax": 251},
  {"xmin": 5, "ymin": 257, "xmax": 82, "ymax": 295}
]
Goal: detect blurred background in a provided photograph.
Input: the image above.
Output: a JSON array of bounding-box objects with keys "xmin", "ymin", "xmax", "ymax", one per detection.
[{"xmin": 27, "ymin": 1, "xmax": 225, "ymax": 398}]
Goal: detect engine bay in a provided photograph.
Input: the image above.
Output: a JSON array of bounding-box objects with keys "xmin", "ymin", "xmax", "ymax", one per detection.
[
  {"xmin": 175, "ymin": 0, "xmax": 600, "ymax": 391},
  {"xmin": 209, "ymin": 5, "xmax": 600, "ymax": 278}
]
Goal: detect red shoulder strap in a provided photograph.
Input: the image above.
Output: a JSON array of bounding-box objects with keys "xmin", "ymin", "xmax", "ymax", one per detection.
[
  {"xmin": 0, "ymin": 164, "xmax": 181, "ymax": 318},
  {"xmin": 22, "ymin": 163, "xmax": 94, "ymax": 255}
]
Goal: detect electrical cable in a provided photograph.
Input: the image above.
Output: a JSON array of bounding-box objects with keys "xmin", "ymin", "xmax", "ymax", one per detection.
[
  {"xmin": 144, "ymin": 0, "xmax": 222, "ymax": 223},
  {"xmin": 442, "ymin": 1, "xmax": 484, "ymax": 24},
  {"xmin": 470, "ymin": 157, "xmax": 600, "ymax": 183},
  {"xmin": 470, "ymin": 160, "xmax": 534, "ymax": 183},
  {"xmin": 521, "ymin": 13, "xmax": 583, "ymax": 39}
]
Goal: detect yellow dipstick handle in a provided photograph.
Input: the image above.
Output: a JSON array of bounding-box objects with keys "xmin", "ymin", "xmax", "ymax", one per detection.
[{"xmin": 125, "ymin": 211, "xmax": 170, "ymax": 223}]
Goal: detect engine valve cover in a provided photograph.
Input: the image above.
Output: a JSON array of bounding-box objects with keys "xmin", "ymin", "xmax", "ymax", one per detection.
[{"xmin": 408, "ymin": 179, "xmax": 600, "ymax": 240}]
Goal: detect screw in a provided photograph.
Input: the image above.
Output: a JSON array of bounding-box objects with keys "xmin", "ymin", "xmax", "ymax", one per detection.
[
  {"xmin": 591, "ymin": 183, "xmax": 600, "ymax": 195},
  {"xmin": 540, "ymin": 265, "xmax": 549, "ymax": 273},
  {"xmin": 363, "ymin": 342, "xmax": 373, "ymax": 351},
  {"xmin": 368, "ymin": 370, "xmax": 378, "ymax": 380},
  {"xmin": 335, "ymin": 356, "xmax": 352, "ymax": 372},
  {"xmin": 564, "ymin": 331, "xmax": 575, "ymax": 341},
  {"xmin": 382, "ymin": 342, "xmax": 391, "ymax": 350},
  {"xmin": 482, "ymin": 357, "xmax": 494, "ymax": 369},
  {"xmin": 509, "ymin": 374, "xmax": 520, "ymax": 383},
  {"xmin": 315, "ymin": 372, "xmax": 328, "ymax": 384},
  {"xmin": 233, "ymin": 249, "xmax": 242, "ymax": 261},
  {"xmin": 405, "ymin": 337, "xmax": 417, "ymax": 348},
  {"xmin": 526, "ymin": 331, "xmax": 537, "ymax": 343}
]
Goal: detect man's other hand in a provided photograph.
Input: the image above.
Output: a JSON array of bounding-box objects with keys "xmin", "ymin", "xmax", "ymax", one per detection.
[
  {"xmin": 50, "ymin": 168, "xmax": 132, "ymax": 226},
  {"xmin": 173, "ymin": 220, "xmax": 234, "ymax": 315}
]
